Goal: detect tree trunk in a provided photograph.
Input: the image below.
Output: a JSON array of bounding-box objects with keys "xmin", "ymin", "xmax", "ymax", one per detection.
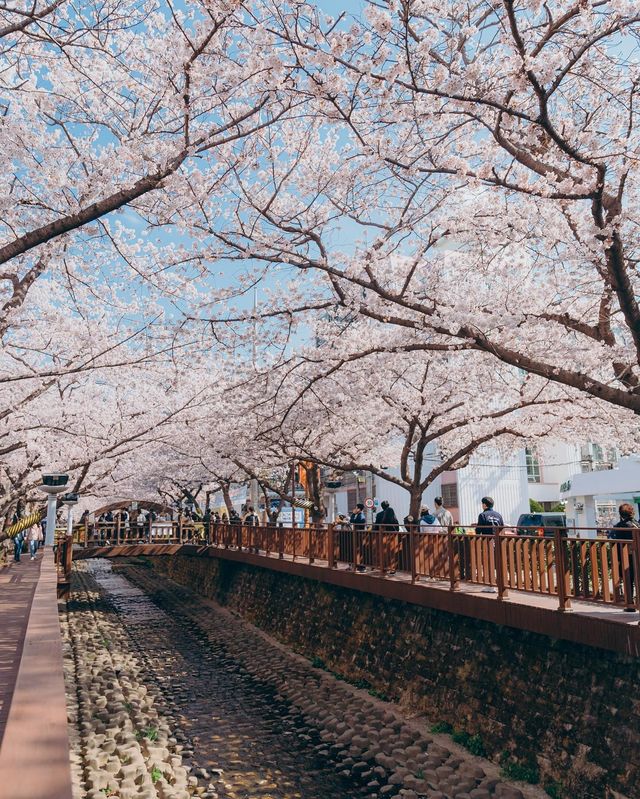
[
  {"xmin": 221, "ymin": 482, "xmax": 234, "ymax": 516},
  {"xmin": 409, "ymin": 489, "xmax": 422, "ymax": 527}
]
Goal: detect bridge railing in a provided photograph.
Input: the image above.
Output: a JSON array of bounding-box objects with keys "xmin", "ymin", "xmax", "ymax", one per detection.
[{"xmin": 76, "ymin": 522, "xmax": 640, "ymax": 613}]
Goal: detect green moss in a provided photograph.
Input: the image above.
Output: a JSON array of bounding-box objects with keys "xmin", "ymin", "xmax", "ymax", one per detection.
[
  {"xmin": 500, "ymin": 760, "xmax": 540, "ymax": 784},
  {"xmin": 431, "ymin": 721, "xmax": 454, "ymax": 734}
]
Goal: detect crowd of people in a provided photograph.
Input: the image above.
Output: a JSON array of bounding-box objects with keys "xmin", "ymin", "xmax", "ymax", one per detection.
[{"xmin": 335, "ymin": 495, "xmax": 504, "ymax": 540}]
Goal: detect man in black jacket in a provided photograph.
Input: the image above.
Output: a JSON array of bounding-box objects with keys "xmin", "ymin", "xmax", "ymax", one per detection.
[
  {"xmin": 608, "ymin": 503, "xmax": 639, "ymax": 611},
  {"xmin": 475, "ymin": 497, "xmax": 504, "ymax": 535},
  {"xmin": 376, "ymin": 500, "xmax": 399, "ymax": 574}
]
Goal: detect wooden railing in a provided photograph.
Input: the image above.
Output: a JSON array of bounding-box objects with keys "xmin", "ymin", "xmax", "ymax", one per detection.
[{"xmin": 76, "ymin": 522, "xmax": 640, "ymax": 613}]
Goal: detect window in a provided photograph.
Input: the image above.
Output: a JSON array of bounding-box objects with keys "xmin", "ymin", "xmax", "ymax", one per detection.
[
  {"xmin": 526, "ymin": 448, "xmax": 541, "ymax": 483},
  {"xmin": 441, "ymin": 483, "xmax": 458, "ymax": 508}
]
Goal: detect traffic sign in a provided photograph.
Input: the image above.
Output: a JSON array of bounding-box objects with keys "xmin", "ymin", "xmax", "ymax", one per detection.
[{"xmin": 364, "ymin": 497, "xmax": 374, "ymax": 509}]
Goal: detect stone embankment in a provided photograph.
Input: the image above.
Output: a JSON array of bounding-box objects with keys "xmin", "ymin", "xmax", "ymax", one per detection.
[{"xmin": 60, "ymin": 558, "xmax": 545, "ymax": 799}]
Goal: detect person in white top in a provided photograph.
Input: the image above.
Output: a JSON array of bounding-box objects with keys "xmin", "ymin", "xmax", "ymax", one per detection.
[
  {"xmin": 26, "ymin": 524, "xmax": 42, "ymax": 560},
  {"xmin": 434, "ymin": 497, "xmax": 454, "ymax": 530}
]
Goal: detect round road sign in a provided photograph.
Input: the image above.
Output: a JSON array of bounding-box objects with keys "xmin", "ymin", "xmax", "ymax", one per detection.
[{"xmin": 364, "ymin": 497, "xmax": 374, "ymax": 509}]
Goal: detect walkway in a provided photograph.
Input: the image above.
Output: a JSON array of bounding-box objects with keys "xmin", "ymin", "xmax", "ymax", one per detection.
[
  {"xmin": 0, "ymin": 550, "xmax": 73, "ymax": 799},
  {"xmin": 0, "ymin": 553, "xmax": 42, "ymax": 745}
]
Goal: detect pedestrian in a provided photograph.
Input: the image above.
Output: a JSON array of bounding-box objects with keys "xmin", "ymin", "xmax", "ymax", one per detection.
[
  {"xmin": 475, "ymin": 497, "xmax": 504, "ymax": 593},
  {"xmin": 243, "ymin": 506, "xmax": 259, "ymax": 552},
  {"xmin": 243, "ymin": 506, "xmax": 258, "ymax": 525},
  {"xmin": 334, "ymin": 514, "xmax": 353, "ymax": 569},
  {"xmin": 607, "ymin": 503, "xmax": 639, "ymax": 611},
  {"xmin": 27, "ymin": 524, "xmax": 40, "ymax": 560},
  {"xmin": 434, "ymin": 497, "xmax": 454, "ymax": 530},
  {"xmin": 419, "ymin": 506, "xmax": 439, "ymax": 529},
  {"xmin": 349, "ymin": 502, "xmax": 366, "ymax": 571},
  {"xmin": 475, "ymin": 496, "xmax": 504, "ymax": 535},
  {"xmin": 13, "ymin": 530, "xmax": 24, "ymax": 562},
  {"xmin": 378, "ymin": 500, "xmax": 399, "ymax": 575}
]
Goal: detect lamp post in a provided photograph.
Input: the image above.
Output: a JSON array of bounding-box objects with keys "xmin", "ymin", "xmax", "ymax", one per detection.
[
  {"xmin": 39, "ymin": 473, "xmax": 69, "ymax": 546},
  {"xmin": 62, "ymin": 492, "xmax": 79, "ymax": 538}
]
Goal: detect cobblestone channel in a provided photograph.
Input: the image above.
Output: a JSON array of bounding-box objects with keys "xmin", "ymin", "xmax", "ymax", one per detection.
[{"xmin": 62, "ymin": 559, "xmax": 545, "ymax": 799}]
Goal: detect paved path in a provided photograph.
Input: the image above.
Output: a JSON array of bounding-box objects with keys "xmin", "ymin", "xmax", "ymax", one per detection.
[{"xmin": 0, "ymin": 553, "xmax": 42, "ymax": 746}]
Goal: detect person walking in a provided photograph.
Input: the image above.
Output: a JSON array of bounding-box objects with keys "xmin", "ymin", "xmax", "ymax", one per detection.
[
  {"xmin": 608, "ymin": 503, "xmax": 639, "ymax": 611},
  {"xmin": 349, "ymin": 502, "xmax": 366, "ymax": 571},
  {"xmin": 13, "ymin": 530, "xmax": 24, "ymax": 563},
  {"xmin": 27, "ymin": 524, "xmax": 40, "ymax": 560},
  {"xmin": 434, "ymin": 497, "xmax": 454, "ymax": 530}
]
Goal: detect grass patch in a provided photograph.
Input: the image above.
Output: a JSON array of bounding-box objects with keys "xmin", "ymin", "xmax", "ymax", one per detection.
[
  {"xmin": 367, "ymin": 688, "xmax": 390, "ymax": 701},
  {"xmin": 450, "ymin": 730, "xmax": 486, "ymax": 757},
  {"xmin": 500, "ymin": 760, "xmax": 540, "ymax": 784},
  {"xmin": 151, "ymin": 767, "xmax": 163, "ymax": 783},
  {"xmin": 136, "ymin": 726, "xmax": 159, "ymax": 742},
  {"xmin": 310, "ymin": 656, "xmax": 326, "ymax": 669},
  {"xmin": 544, "ymin": 781, "xmax": 563, "ymax": 799},
  {"xmin": 430, "ymin": 721, "xmax": 454, "ymax": 734}
]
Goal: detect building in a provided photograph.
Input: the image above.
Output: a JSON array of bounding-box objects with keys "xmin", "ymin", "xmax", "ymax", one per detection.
[
  {"xmin": 560, "ymin": 455, "xmax": 640, "ymax": 534},
  {"xmin": 329, "ymin": 446, "xmax": 530, "ymax": 527}
]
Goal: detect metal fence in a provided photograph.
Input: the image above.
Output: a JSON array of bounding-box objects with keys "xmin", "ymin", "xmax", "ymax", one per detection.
[{"xmin": 75, "ymin": 521, "xmax": 640, "ymax": 613}]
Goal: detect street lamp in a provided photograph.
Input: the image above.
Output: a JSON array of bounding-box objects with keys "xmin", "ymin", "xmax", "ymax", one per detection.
[
  {"xmin": 39, "ymin": 473, "xmax": 69, "ymax": 546},
  {"xmin": 62, "ymin": 492, "xmax": 79, "ymax": 539}
]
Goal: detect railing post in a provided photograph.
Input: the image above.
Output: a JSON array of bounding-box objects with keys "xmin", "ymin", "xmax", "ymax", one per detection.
[
  {"xmin": 278, "ymin": 523, "xmax": 284, "ymax": 559},
  {"xmin": 309, "ymin": 525, "xmax": 314, "ymax": 565},
  {"xmin": 378, "ymin": 527, "xmax": 385, "ymax": 574},
  {"xmin": 147, "ymin": 516, "xmax": 152, "ymax": 544},
  {"xmin": 116, "ymin": 516, "xmax": 121, "ymax": 546},
  {"xmin": 448, "ymin": 532, "xmax": 459, "ymax": 591},
  {"xmin": 554, "ymin": 528, "xmax": 572, "ymax": 611},
  {"xmin": 83, "ymin": 518, "xmax": 88, "ymax": 548},
  {"xmin": 633, "ymin": 528, "xmax": 640, "ymax": 613},
  {"xmin": 178, "ymin": 516, "xmax": 183, "ymax": 544},
  {"xmin": 409, "ymin": 527, "xmax": 417, "ymax": 584},
  {"xmin": 328, "ymin": 524, "xmax": 335, "ymax": 569},
  {"xmin": 64, "ymin": 533, "xmax": 73, "ymax": 580},
  {"xmin": 494, "ymin": 530, "xmax": 508, "ymax": 600}
]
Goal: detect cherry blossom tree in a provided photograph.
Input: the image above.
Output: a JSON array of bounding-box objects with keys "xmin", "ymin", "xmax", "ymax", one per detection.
[
  {"xmin": 208, "ymin": 1, "xmax": 640, "ymax": 417},
  {"xmin": 0, "ymin": 0, "xmax": 297, "ymax": 337},
  {"xmin": 248, "ymin": 321, "xmax": 636, "ymax": 521}
]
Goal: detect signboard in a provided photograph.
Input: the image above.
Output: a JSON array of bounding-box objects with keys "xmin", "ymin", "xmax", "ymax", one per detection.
[
  {"xmin": 278, "ymin": 507, "xmax": 305, "ymax": 525},
  {"xmin": 364, "ymin": 497, "xmax": 374, "ymax": 509}
]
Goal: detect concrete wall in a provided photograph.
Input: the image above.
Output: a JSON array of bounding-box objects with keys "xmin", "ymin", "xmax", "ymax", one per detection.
[{"xmin": 147, "ymin": 554, "xmax": 640, "ymax": 799}]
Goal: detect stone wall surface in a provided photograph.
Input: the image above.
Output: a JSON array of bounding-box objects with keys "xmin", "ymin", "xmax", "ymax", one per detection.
[{"xmin": 146, "ymin": 554, "xmax": 640, "ymax": 799}]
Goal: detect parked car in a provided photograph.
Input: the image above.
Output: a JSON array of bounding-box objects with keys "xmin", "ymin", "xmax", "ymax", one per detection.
[{"xmin": 516, "ymin": 512, "xmax": 567, "ymax": 537}]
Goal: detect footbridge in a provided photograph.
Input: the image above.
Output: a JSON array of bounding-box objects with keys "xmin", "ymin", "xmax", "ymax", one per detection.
[{"xmin": 67, "ymin": 521, "xmax": 640, "ymax": 656}]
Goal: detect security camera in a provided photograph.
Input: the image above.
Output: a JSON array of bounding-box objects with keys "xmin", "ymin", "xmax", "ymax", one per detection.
[{"xmin": 62, "ymin": 492, "xmax": 79, "ymax": 505}]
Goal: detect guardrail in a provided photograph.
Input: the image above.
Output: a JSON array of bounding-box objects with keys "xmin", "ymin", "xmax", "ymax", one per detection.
[{"xmin": 73, "ymin": 522, "xmax": 640, "ymax": 613}]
